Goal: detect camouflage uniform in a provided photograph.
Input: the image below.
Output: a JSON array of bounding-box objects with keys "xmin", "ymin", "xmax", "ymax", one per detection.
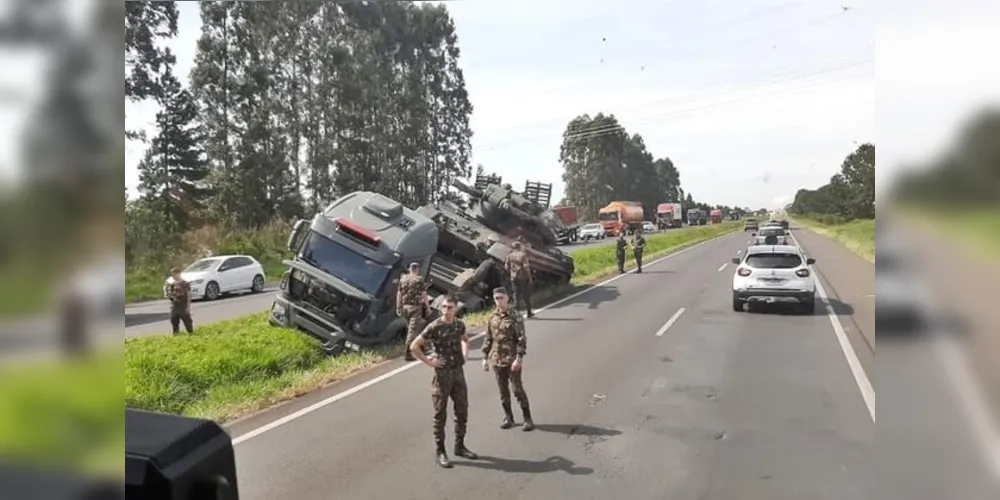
[
  {"xmin": 615, "ymin": 234, "xmax": 628, "ymax": 273},
  {"xmin": 166, "ymin": 280, "xmax": 194, "ymax": 334},
  {"xmin": 505, "ymin": 245, "xmax": 533, "ymax": 317},
  {"xmin": 632, "ymin": 232, "xmax": 646, "ymax": 273},
  {"xmin": 419, "ymin": 317, "xmax": 476, "ymax": 462},
  {"xmin": 482, "ymin": 307, "xmax": 534, "ymax": 430},
  {"xmin": 397, "ymin": 273, "xmax": 427, "ymax": 360}
]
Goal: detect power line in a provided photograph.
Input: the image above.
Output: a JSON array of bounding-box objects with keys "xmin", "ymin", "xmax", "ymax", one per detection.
[{"xmin": 477, "ymin": 58, "xmax": 873, "ymax": 151}]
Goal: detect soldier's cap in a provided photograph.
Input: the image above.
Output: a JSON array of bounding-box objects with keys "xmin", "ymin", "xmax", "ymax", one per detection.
[
  {"xmin": 492, "ymin": 287, "xmax": 508, "ymax": 296},
  {"xmin": 511, "ymin": 241, "xmax": 522, "ymax": 249},
  {"xmin": 408, "ymin": 262, "xmax": 420, "ymax": 270}
]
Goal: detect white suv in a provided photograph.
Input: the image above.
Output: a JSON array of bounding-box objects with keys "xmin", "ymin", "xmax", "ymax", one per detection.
[
  {"xmin": 578, "ymin": 223, "xmax": 605, "ymax": 241},
  {"xmin": 731, "ymin": 245, "xmax": 816, "ymax": 314}
]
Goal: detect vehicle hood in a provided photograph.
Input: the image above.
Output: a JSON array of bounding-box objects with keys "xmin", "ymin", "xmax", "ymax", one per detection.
[
  {"xmin": 167, "ymin": 271, "xmax": 210, "ymax": 284},
  {"xmin": 283, "ymin": 259, "xmax": 373, "ymax": 302}
]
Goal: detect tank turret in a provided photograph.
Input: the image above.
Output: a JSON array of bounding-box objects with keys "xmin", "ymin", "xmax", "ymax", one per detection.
[{"xmin": 451, "ymin": 178, "xmax": 559, "ymax": 247}]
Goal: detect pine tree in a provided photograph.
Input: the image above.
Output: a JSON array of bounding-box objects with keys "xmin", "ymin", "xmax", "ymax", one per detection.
[{"xmin": 137, "ymin": 68, "xmax": 209, "ymax": 229}]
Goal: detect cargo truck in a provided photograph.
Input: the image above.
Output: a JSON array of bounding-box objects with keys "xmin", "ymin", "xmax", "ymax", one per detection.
[
  {"xmin": 655, "ymin": 202, "xmax": 683, "ymax": 229},
  {"xmin": 550, "ymin": 205, "xmax": 580, "ymax": 244},
  {"xmin": 709, "ymin": 209, "xmax": 723, "ymax": 224},
  {"xmin": 598, "ymin": 201, "xmax": 644, "ymax": 236},
  {"xmin": 687, "ymin": 208, "xmax": 707, "ymax": 226}
]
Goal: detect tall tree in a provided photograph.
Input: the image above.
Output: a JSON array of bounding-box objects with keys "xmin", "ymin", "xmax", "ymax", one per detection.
[{"xmin": 137, "ymin": 67, "xmax": 209, "ymax": 229}]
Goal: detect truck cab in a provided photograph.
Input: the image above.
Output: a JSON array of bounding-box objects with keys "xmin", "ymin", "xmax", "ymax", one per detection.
[{"xmin": 271, "ymin": 192, "xmax": 438, "ymax": 355}]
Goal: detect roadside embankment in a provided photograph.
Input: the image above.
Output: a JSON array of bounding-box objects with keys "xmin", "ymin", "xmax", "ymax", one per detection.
[
  {"xmin": 793, "ymin": 216, "xmax": 874, "ymax": 262},
  {"xmin": 125, "ymin": 223, "xmax": 739, "ymax": 423}
]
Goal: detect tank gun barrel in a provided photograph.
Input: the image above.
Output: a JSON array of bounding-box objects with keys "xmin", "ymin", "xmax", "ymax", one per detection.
[{"xmin": 451, "ymin": 179, "xmax": 483, "ymax": 199}]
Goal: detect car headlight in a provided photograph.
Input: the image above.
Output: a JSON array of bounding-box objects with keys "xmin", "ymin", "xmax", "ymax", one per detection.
[
  {"xmin": 189, "ymin": 279, "xmax": 204, "ymax": 285},
  {"xmin": 291, "ymin": 268, "xmax": 309, "ymax": 284}
]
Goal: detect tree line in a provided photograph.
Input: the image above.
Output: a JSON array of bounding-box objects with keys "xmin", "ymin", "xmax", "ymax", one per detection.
[
  {"xmin": 890, "ymin": 108, "xmax": 999, "ymax": 206},
  {"xmin": 126, "ymin": 0, "xmax": 473, "ymax": 253},
  {"xmin": 557, "ymin": 113, "xmax": 744, "ymax": 221},
  {"xmin": 786, "ymin": 143, "xmax": 875, "ymax": 221}
]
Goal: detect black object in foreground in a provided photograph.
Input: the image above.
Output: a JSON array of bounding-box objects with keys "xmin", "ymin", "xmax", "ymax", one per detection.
[{"xmin": 125, "ymin": 409, "xmax": 240, "ymax": 500}]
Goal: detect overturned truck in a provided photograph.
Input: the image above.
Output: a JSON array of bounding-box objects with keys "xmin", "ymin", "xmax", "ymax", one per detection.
[{"xmin": 270, "ymin": 183, "xmax": 575, "ymax": 355}]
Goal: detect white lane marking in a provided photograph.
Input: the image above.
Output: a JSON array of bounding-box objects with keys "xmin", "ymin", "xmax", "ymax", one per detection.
[
  {"xmin": 934, "ymin": 326, "xmax": 1000, "ymax": 480},
  {"xmin": 717, "ymin": 263, "xmax": 727, "ymax": 272},
  {"xmin": 655, "ymin": 308, "xmax": 686, "ymax": 338},
  {"xmin": 790, "ymin": 233, "xmax": 875, "ymax": 423},
  {"xmin": 232, "ymin": 230, "xmax": 739, "ymax": 445}
]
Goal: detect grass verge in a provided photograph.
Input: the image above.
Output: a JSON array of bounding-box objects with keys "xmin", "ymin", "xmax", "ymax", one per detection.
[
  {"xmin": 0, "ymin": 349, "xmax": 123, "ymax": 479},
  {"xmin": 126, "ymin": 223, "xmax": 739, "ymax": 423},
  {"xmin": 794, "ymin": 216, "xmax": 875, "ymax": 263}
]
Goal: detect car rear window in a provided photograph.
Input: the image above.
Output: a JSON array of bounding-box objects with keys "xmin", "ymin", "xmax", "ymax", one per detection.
[{"xmin": 745, "ymin": 253, "xmax": 802, "ymax": 269}]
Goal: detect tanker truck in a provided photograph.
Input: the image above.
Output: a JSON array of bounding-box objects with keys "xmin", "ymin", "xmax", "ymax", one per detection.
[{"xmin": 598, "ymin": 201, "xmax": 644, "ymax": 236}]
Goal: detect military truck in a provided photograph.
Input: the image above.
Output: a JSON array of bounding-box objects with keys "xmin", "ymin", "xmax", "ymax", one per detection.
[
  {"xmin": 270, "ymin": 192, "xmax": 439, "ymax": 355},
  {"xmin": 272, "ymin": 182, "xmax": 575, "ymax": 355}
]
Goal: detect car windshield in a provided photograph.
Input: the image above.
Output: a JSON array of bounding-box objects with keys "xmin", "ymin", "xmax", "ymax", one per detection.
[
  {"xmin": 184, "ymin": 258, "xmax": 220, "ymax": 273},
  {"xmin": 583, "ymin": 223, "xmax": 600, "ymax": 231},
  {"xmin": 598, "ymin": 212, "xmax": 618, "ymax": 221},
  {"xmin": 299, "ymin": 231, "xmax": 392, "ymax": 295},
  {"xmin": 746, "ymin": 253, "xmax": 802, "ymax": 269}
]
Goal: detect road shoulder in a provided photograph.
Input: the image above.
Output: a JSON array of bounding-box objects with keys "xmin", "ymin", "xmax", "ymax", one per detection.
[{"xmin": 790, "ymin": 227, "xmax": 874, "ymax": 387}]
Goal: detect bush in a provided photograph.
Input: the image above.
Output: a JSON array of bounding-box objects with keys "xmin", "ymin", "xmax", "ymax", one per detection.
[
  {"xmin": 125, "ymin": 223, "xmax": 741, "ymax": 423},
  {"xmin": 125, "ymin": 220, "xmax": 292, "ymax": 303}
]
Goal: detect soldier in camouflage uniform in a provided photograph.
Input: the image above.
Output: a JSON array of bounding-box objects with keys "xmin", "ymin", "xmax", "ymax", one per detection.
[
  {"xmin": 631, "ymin": 231, "xmax": 646, "ymax": 273},
  {"xmin": 615, "ymin": 233, "xmax": 628, "ymax": 273},
  {"xmin": 397, "ymin": 262, "xmax": 427, "ymax": 361},
  {"xmin": 482, "ymin": 287, "xmax": 534, "ymax": 431},
  {"xmin": 165, "ymin": 267, "xmax": 194, "ymax": 334},
  {"xmin": 410, "ymin": 295, "xmax": 480, "ymax": 468},
  {"xmin": 504, "ymin": 241, "xmax": 534, "ymax": 318}
]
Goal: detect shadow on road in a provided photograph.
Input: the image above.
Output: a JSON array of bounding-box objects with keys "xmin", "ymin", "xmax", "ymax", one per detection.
[
  {"xmin": 549, "ymin": 285, "xmax": 620, "ymax": 311},
  {"xmin": 456, "ymin": 455, "xmax": 593, "ymax": 475},
  {"xmin": 533, "ymin": 423, "xmax": 622, "ymax": 438},
  {"xmin": 635, "ymin": 270, "xmax": 672, "ymax": 275},
  {"xmin": 125, "ymin": 312, "xmax": 171, "ymax": 327},
  {"xmin": 529, "ymin": 317, "xmax": 582, "ymax": 322}
]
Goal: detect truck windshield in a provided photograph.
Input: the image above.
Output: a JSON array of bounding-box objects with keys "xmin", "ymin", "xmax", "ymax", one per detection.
[
  {"xmin": 598, "ymin": 212, "xmax": 619, "ymax": 221},
  {"xmin": 299, "ymin": 231, "xmax": 391, "ymax": 295}
]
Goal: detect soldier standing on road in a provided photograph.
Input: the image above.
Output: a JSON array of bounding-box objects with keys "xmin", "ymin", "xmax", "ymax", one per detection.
[
  {"xmin": 410, "ymin": 295, "xmax": 480, "ymax": 469},
  {"xmin": 505, "ymin": 241, "xmax": 534, "ymax": 318},
  {"xmin": 482, "ymin": 287, "xmax": 534, "ymax": 431},
  {"xmin": 165, "ymin": 267, "xmax": 194, "ymax": 334},
  {"xmin": 397, "ymin": 262, "xmax": 426, "ymax": 362},
  {"xmin": 631, "ymin": 231, "xmax": 646, "ymax": 273},
  {"xmin": 615, "ymin": 233, "xmax": 628, "ymax": 273}
]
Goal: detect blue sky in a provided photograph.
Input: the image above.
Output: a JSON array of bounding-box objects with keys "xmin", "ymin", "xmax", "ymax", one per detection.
[{"xmin": 115, "ymin": 0, "xmax": 977, "ymax": 210}]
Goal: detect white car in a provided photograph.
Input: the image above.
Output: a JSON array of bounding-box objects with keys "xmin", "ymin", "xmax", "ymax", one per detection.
[
  {"xmin": 164, "ymin": 255, "xmax": 266, "ymax": 301},
  {"xmin": 578, "ymin": 223, "xmax": 605, "ymax": 241},
  {"xmin": 731, "ymin": 245, "xmax": 816, "ymax": 314},
  {"xmin": 642, "ymin": 221, "xmax": 656, "ymax": 233}
]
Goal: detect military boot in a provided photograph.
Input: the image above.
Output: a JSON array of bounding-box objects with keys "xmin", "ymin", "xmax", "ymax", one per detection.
[
  {"xmin": 500, "ymin": 402, "xmax": 514, "ymax": 429},
  {"xmin": 436, "ymin": 443, "xmax": 452, "ymax": 469},
  {"xmin": 521, "ymin": 404, "xmax": 535, "ymax": 432},
  {"xmin": 454, "ymin": 437, "xmax": 479, "ymax": 460}
]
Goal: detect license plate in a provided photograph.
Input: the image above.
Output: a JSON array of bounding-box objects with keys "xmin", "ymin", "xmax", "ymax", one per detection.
[{"xmin": 759, "ymin": 278, "xmax": 785, "ymax": 285}]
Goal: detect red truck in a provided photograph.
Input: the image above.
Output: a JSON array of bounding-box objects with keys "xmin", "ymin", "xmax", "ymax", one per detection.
[
  {"xmin": 709, "ymin": 209, "xmax": 723, "ymax": 224},
  {"xmin": 550, "ymin": 205, "xmax": 580, "ymax": 244}
]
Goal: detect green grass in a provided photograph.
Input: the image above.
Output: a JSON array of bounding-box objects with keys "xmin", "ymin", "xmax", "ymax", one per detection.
[
  {"xmin": 0, "ymin": 350, "xmax": 123, "ymax": 479},
  {"xmin": 794, "ymin": 216, "xmax": 875, "ymax": 263},
  {"xmin": 126, "ymin": 223, "xmax": 740, "ymax": 423}
]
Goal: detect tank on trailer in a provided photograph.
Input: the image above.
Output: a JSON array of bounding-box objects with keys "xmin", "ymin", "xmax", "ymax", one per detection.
[{"xmin": 416, "ymin": 177, "xmax": 575, "ymax": 313}]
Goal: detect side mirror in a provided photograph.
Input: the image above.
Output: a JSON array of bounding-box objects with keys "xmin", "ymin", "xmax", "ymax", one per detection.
[
  {"xmin": 287, "ymin": 219, "xmax": 307, "ymax": 252},
  {"xmin": 806, "ymin": 258, "xmax": 815, "ymax": 265},
  {"xmin": 731, "ymin": 257, "xmax": 740, "ymax": 264}
]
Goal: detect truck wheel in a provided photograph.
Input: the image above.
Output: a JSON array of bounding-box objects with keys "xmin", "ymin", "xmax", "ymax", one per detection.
[{"xmin": 322, "ymin": 339, "xmax": 347, "ymax": 357}]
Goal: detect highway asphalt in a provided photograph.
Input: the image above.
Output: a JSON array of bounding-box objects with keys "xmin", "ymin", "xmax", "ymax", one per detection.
[
  {"xmin": 123, "ymin": 233, "xmax": 627, "ymax": 339},
  {"xmin": 224, "ymin": 229, "xmax": 882, "ymax": 500}
]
